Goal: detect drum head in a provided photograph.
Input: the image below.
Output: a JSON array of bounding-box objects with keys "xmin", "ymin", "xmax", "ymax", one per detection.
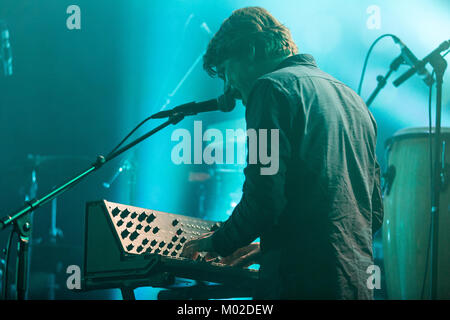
[{"xmin": 385, "ymin": 127, "xmax": 450, "ymax": 149}]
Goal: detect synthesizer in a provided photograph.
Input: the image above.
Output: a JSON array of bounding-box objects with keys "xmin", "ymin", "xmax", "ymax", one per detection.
[{"xmin": 82, "ymin": 200, "xmax": 259, "ymax": 298}]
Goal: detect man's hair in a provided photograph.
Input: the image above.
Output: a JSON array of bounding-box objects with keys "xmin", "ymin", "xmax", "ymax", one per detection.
[{"xmin": 203, "ymin": 7, "xmax": 298, "ymax": 77}]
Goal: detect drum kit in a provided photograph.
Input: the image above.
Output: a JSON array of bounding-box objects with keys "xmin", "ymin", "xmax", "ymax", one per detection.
[{"xmin": 382, "ymin": 127, "xmax": 450, "ymax": 299}]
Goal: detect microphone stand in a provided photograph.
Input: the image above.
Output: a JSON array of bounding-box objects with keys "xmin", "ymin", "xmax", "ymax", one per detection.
[
  {"xmin": 0, "ymin": 113, "xmax": 185, "ymax": 299},
  {"xmin": 367, "ymin": 40, "xmax": 448, "ymax": 299},
  {"xmin": 365, "ymin": 55, "xmax": 404, "ymax": 107},
  {"xmin": 428, "ymin": 48, "xmax": 447, "ymax": 300},
  {"xmin": 391, "ymin": 40, "xmax": 449, "ymax": 299}
]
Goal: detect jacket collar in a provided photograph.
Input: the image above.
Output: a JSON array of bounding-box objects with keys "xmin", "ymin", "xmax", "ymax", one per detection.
[{"xmin": 275, "ymin": 54, "xmax": 318, "ymax": 70}]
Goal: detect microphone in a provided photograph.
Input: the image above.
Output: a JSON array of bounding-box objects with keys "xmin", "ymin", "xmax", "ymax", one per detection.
[
  {"xmin": 393, "ymin": 39, "xmax": 450, "ymax": 87},
  {"xmin": 150, "ymin": 92, "xmax": 236, "ymax": 119},
  {"xmin": 0, "ymin": 20, "xmax": 13, "ymax": 77},
  {"xmin": 393, "ymin": 38, "xmax": 434, "ymax": 87}
]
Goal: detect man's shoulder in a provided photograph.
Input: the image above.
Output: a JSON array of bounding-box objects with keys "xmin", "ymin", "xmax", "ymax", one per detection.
[
  {"xmin": 258, "ymin": 63, "xmax": 347, "ymax": 92},
  {"xmin": 248, "ymin": 64, "xmax": 344, "ymax": 104}
]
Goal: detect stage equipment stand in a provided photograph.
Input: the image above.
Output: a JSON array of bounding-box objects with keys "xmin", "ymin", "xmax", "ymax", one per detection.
[
  {"xmin": 391, "ymin": 40, "xmax": 449, "ymax": 299},
  {"xmin": 0, "ymin": 113, "xmax": 186, "ymax": 299}
]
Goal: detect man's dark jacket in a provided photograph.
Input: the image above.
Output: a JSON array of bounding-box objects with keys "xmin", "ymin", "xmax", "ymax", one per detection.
[{"xmin": 211, "ymin": 54, "xmax": 384, "ymax": 299}]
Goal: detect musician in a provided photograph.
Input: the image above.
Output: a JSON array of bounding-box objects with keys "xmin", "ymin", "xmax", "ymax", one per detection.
[{"xmin": 182, "ymin": 7, "xmax": 383, "ymax": 299}]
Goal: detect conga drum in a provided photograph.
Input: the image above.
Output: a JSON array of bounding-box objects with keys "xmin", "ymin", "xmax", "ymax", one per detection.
[{"xmin": 383, "ymin": 127, "xmax": 450, "ymax": 299}]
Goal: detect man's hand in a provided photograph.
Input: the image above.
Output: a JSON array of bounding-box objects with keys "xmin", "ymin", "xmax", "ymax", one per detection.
[
  {"xmin": 180, "ymin": 232, "xmax": 218, "ymax": 261},
  {"xmin": 219, "ymin": 243, "xmax": 261, "ymax": 268},
  {"xmin": 181, "ymin": 233, "xmax": 261, "ymax": 269}
]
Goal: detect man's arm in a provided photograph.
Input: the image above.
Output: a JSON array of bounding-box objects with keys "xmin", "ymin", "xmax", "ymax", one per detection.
[
  {"xmin": 372, "ymin": 159, "xmax": 384, "ymax": 234},
  {"xmin": 211, "ymin": 78, "xmax": 293, "ymax": 257}
]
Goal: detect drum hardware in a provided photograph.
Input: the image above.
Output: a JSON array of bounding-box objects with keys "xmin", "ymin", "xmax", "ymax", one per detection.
[
  {"xmin": 439, "ymin": 141, "xmax": 448, "ymax": 191},
  {"xmin": 382, "ymin": 127, "xmax": 450, "ymax": 299},
  {"xmin": 368, "ymin": 39, "xmax": 449, "ymax": 299},
  {"xmin": 424, "ymin": 43, "xmax": 447, "ymax": 300},
  {"xmin": 365, "ymin": 54, "xmax": 404, "ymax": 107},
  {"xmin": 440, "ymin": 163, "xmax": 449, "ymax": 192},
  {"xmin": 2, "ymin": 155, "xmax": 92, "ymax": 299},
  {"xmin": 102, "ymin": 158, "xmax": 133, "ymax": 189},
  {"xmin": 0, "ymin": 85, "xmax": 240, "ymax": 299},
  {"xmin": 0, "ymin": 111, "xmax": 189, "ymax": 299}
]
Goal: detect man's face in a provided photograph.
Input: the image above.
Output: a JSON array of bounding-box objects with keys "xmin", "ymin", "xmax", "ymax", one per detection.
[{"xmin": 217, "ymin": 58, "xmax": 256, "ymax": 106}]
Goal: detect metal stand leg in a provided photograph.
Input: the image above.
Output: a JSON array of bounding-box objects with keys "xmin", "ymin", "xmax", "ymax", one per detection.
[
  {"xmin": 14, "ymin": 213, "xmax": 32, "ymax": 300},
  {"xmin": 120, "ymin": 288, "xmax": 136, "ymax": 300}
]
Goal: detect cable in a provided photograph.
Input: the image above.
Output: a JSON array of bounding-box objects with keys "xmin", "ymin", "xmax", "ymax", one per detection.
[
  {"xmin": 420, "ymin": 48, "xmax": 449, "ymax": 300},
  {"xmin": 106, "ymin": 116, "xmax": 152, "ymax": 158},
  {"xmin": 2, "ymin": 229, "xmax": 15, "ymax": 300},
  {"xmin": 357, "ymin": 34, "xmax": 400, "ymax": 96},
  {"xmin": 420, "ymin": 70, "xmax": 435, "ymax": 300}
]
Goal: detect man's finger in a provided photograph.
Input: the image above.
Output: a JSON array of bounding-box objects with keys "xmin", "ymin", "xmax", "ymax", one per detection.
[
  {"xmin": 181, "ymin": 240, "xmax": 199, "ymax": 258},
  {"xmin": 229, "ymin": 249, "xmax": 261, "ymax": 268},
  {"xmin": 181, "ymin": 249, "xmax": 199, "ymax": 260},
  {"xmin": 204, "ymin": 251, "xmax": 219, "ymax": 262},
  {"xmin": 232, "ymin": 255, "xmax": 258, "ymax": 268},
  {"xmin": 230, "ymin": 253, "xmax": 251, "ymax": 267},
  {"xmin": 198, "ymin": 231, "xmax": 214, "ymax": 239}
]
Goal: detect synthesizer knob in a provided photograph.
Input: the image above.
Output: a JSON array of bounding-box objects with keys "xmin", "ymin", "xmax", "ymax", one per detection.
[
  {"xmin": 210, "ymin": 222, "xmax": 221, "ymax": 231},
  {"xmin": 120, "ymin": 209, "xmax": 130, "ymax": 219},
  {"xmin": 129, "ymin": 231, "xmax": 139, "ymax": 241},
  {"xmin": 146, "ymin": 213, "xmax": 156, "ymax": 223},
  {"xmin": 112, "ymin": 207, "xmax": 121, "ymax": 217},
  {"xmin": 138, "ymin": 212, "xmax": 147, "ymax": 222},
  {"xmin": 120, "ymin": 229, "xmax": 130, "ymax": 239}
]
